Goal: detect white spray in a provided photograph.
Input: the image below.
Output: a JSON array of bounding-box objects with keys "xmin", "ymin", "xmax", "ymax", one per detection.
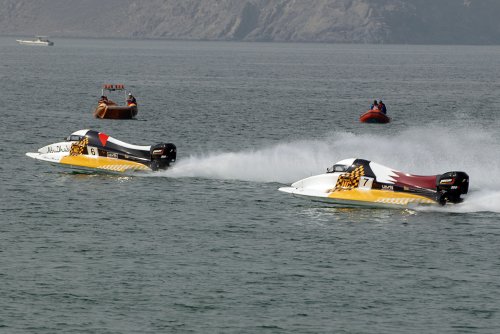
[{"xmin": 155, "ymin": 125, "xmax": 500, "ymax": 213}]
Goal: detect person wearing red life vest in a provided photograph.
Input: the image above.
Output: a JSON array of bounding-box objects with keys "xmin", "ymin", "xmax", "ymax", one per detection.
[{"xmin": 127, "ymin": 93, "xmax": 137, "ymax": 106}]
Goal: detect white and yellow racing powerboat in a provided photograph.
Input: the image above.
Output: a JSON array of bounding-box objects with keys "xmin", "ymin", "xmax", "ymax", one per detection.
[
  {"xmin": 26, "ymin": 129, "xmax": 176, "ymax": 173},
  {"xmin": 279, "ymin": 158, "xmax": 469, "ymax": 208}
]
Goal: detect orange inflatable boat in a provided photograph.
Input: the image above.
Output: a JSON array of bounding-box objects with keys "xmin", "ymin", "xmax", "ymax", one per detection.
[{"xmin": 359, "ymin": 109, "xmax": 390, "ymax": 123}]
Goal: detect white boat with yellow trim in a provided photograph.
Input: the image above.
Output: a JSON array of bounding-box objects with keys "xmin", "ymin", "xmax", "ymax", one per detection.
[
  {"xmin": 279, "ymin": 158, "xmax": 469, "ymax": 208},
  {"xmin": 26, "ymin": 130, "xmax": 176, "ymax": 173}
]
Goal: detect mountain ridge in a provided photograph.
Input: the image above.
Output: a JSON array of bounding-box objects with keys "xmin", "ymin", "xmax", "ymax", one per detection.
[{"xmin": 2, "ymin": 0, "xmax": 500, "ymax": 44}]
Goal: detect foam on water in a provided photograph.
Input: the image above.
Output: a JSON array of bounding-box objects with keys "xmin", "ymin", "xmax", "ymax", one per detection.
[{"xmin": 157, "ymin": 125, "xmax": 500, "ymax": 213}]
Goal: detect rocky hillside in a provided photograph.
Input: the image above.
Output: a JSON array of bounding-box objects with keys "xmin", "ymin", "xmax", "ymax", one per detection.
[{"xmin": 1, "ymin": 0, "xmax": 500, "ymax": 44}]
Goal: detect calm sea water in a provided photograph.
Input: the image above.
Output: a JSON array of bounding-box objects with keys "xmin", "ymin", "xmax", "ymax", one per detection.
[{"xmin": 1, "ymin": 37, "xmax": 500, "ymax": 333}]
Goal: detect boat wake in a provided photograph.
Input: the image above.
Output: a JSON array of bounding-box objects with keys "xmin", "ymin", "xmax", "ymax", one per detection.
[{"xmin": 155, "ymin": 125, "xmax": 500, "ymax": 213}]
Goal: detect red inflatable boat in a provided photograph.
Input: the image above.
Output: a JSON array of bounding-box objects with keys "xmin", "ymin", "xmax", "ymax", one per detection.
[{"xmin": 359, "ymin": 110, "xmax": 391, "ymax": 123}]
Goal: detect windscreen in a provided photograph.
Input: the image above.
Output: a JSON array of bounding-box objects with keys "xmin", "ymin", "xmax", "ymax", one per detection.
[
  {"xmin": 66, "ymin": 135, "xmax": 84, "ymax": 141},
  {"xmin": 327, "ymin": 164, "xmax": 349, "ymax": 173}
]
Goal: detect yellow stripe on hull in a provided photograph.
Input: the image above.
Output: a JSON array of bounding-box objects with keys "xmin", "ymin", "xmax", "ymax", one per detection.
[
  {"xmin": 328, "ymin": 188, "xmax": 436, "ymax": 206},
  {"xmin": 60, "ymin": 156, "xmax": 151, "ymax": 173}
]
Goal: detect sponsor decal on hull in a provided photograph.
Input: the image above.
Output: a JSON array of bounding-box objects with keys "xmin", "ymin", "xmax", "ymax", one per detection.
[{"xmin": 46, "ymin": 145, "xmax": 70, "ymax": 153}]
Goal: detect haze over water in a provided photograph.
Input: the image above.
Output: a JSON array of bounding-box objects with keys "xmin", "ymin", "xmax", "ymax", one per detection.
[{"xmin": 1, "ymin": 37, "xmax": 499, "ymax": 333}]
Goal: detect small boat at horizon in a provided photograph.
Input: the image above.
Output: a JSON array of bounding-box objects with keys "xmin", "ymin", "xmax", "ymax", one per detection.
[{"xmin": 16, "ymin": 36, "xmax": 54, "ymax": 46}]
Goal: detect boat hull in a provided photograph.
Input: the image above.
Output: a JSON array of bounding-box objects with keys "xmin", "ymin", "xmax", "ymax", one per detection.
[
  {"xmin": 279, "ymin": 186, "xmax": 437, "ymax": 209},
  {"xmin": 360, "ymin": 110, "xmax": 390, "ymax": 123},
  {"xmin": 26, "ymin": 152, "xmax": 152, "ymax": 173},
  {"xmin": 94, "ymin": 104, "xmax": 138, "ymax": 119},
  {"xmin": 16, "ymin": 40, "xmax": 53, "ymax": 46}
]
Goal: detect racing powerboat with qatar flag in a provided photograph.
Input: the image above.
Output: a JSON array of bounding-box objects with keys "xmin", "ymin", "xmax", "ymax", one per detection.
[
  {"xmin": 279, "ymin": 158, "xmax": 468, "ymax": 208},
  {"xmin": 26, "ymin": 130, "xmax": 176, "ymax": 173}
]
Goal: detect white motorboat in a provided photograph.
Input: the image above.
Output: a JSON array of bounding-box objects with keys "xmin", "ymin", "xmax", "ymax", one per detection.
[{"xmin": 16, "ymin": 36, "xmax": 54, "ymax": 46}]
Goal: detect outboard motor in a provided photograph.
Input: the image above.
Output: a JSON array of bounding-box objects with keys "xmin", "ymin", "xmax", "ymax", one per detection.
[
  {"xmin": 150, "ymin": 143, "xmax": 176, "ymax": 171},
  {"xmin": 436, "ymin": 171, "xmax": 469, "ymax": 205}
]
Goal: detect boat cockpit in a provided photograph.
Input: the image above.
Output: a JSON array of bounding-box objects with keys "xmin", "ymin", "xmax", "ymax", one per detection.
[
  {"xmin": 327, "ymin": 164, "xmax": 349, "ymax": 173},
  {"xmin": 66, "ymin": 135, "xmax": 85, "ymax": 142}
]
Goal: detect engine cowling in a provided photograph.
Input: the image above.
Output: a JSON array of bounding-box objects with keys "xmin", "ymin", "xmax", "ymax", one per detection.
[
  {"xmin": 150, "ymin": 143, "xmax": 176, "ymax": 170},
  {"xmin": 436, "ymin": 171, "xmax": 469, "ymax": 205}
]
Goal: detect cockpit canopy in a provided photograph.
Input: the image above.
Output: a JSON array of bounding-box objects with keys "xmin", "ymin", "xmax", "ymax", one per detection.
[
  {"xmin": 326, "ymin": 158, "xmax": 356, "ymax": 173},
  {"xmin": 327, "ymin": 164, "xmax": 349, "ymax": 173},
  {"xmin": 66, "ymin": 135, "xmax": 85, "ymax": 142}
]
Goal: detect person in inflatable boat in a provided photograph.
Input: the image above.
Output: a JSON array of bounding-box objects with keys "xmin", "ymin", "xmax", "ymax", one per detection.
[
  {"xmin": 378, "ymin": 100, "xmax": 387, "ymax": 114},
  {"xmin": 127, "ymin": 93, "xmax": 137, "ymax": 106},
  {"xmin": 99, "ymin": 95, "xmax": 109, "ymax": 104}
]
